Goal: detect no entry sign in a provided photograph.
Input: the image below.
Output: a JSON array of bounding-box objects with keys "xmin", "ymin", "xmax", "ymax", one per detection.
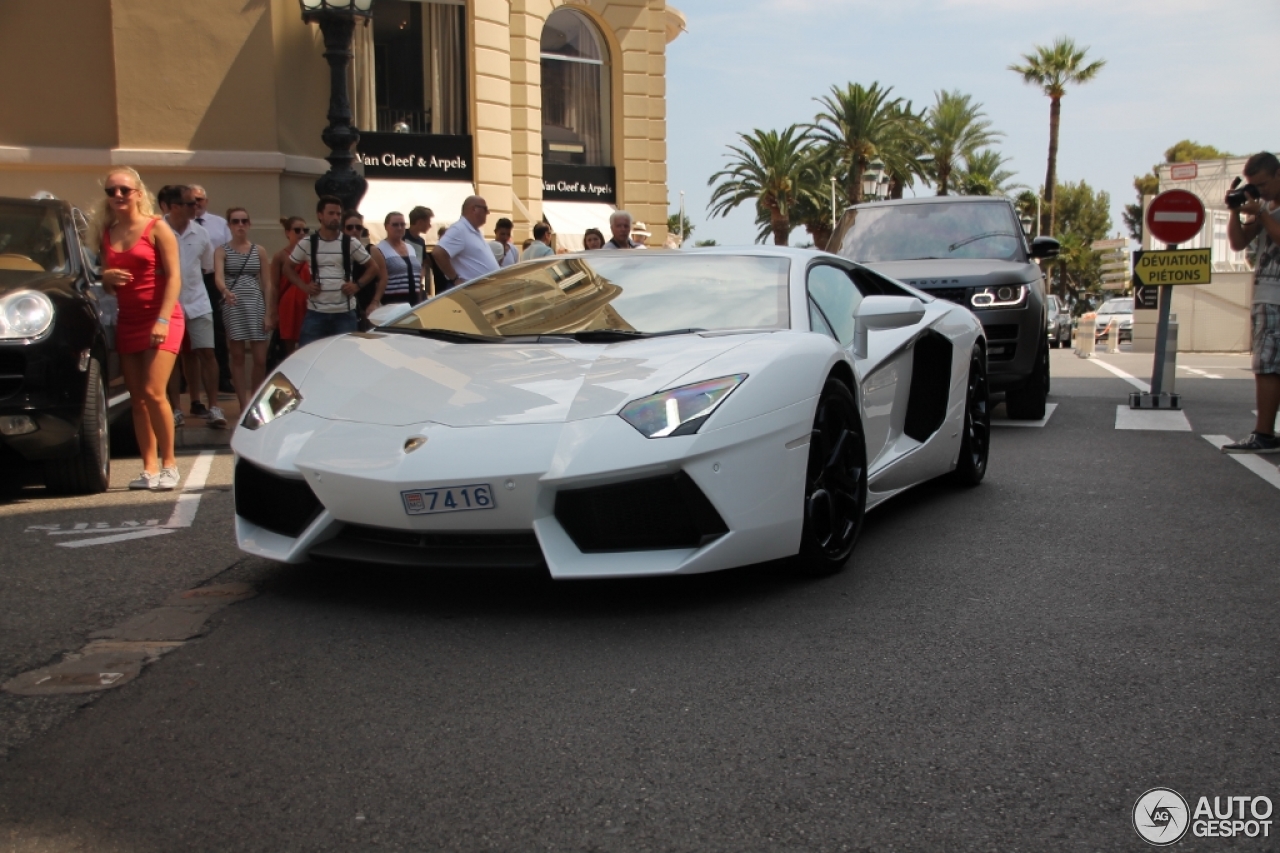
[{"xmin": 1146, "ymin": 190, "xmax": 1206, "ymax": 245}]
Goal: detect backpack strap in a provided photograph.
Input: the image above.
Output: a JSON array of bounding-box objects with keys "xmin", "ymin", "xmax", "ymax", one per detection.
[
  {"xmin": 342, "ymin": 233, "xmax": 352, "ymax": 281},
  {"xmin": 309, "ymin": 233, "xmax": 319, "ymax": 280}
]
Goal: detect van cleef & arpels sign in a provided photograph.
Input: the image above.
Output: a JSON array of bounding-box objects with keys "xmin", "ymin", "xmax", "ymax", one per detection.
[{"xmin": 357, "ymin": 133, "xmax": 474, "ymax": 181}]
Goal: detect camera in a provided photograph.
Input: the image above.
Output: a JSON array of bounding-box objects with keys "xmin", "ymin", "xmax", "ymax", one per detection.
[{"xmin": 1225, "ymin": 177, "xmax": 1261, "ymax": 209}]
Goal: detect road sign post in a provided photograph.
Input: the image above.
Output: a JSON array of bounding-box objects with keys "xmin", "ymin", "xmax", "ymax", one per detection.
[{"xmin": 1131, "ymin": 190, "xmax": 1208, "ymax": 410}]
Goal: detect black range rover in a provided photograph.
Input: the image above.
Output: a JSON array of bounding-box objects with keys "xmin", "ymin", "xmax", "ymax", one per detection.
[
  {"xmin": 0, "ymin": 196, "xmax": 125, "ymax": 493},
  {"xmin": 828, "ymin": 196, "xmax": 1059, "ymax": 419}
]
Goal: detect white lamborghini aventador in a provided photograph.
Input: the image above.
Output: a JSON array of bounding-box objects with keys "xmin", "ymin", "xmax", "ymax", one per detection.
[{"xmin": 232, "ymin": 247, "xmax": 991, "ymax": 578}]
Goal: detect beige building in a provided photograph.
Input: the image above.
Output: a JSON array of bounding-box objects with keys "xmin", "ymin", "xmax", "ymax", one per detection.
[{"xmin": 0, "ymin": 0, "xmax": 683, "ymax": 251}]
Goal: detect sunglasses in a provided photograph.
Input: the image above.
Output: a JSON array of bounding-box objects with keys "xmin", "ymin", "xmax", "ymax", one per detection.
[
  {"xmin": 344, "ymin": 223, "xmax": 363, "ymax": 232},
  {"xmin": 104, "ymin": 186, "xmax": 136, "ymax": 198},
  {"xmin": 291, "ymin": 226, "xmax": 310, "ymax": 234},
  {"xmin": 388, "ymin": 222, "xmax": 406, "ymax": 228},
  {"xmin": 230, "ymin": 218, "xmax": 250, "ymax": 225},
  {"xmin": 176, "ymin": 200, "xmax": 198, "ymax": 207}
]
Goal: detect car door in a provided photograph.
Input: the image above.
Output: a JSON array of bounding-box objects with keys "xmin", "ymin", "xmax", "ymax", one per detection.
[{"xmin": 805, "ymin": 260, "xmax": 914, "ymax": 471}]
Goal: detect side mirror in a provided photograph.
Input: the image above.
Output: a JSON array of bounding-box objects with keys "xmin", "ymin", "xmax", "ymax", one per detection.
[
  {"xmin": 367, "ymin": 302, "xmax": 415, "ymax": 327},
  {"xmin": 852, "ymin": 295, "xmax": 926, "ymax": 358},
  {"xmin": 1029, "ymin": 236, "xmax": 1060, "ymax": 259}
]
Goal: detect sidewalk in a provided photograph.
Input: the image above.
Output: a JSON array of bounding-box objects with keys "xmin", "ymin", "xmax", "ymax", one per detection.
[{"xmin": 173, "ymin": 393, "xmax": 240, "ymax": 450}]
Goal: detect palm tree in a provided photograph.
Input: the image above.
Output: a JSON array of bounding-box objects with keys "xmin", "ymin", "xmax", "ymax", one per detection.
[
  {"xmin": 707, "ymin": 126, "xmax": 811, "ymax": 245},
  {"xmin": 809, "ymin": 82, "xmax": 918, "ymax": 204},
  {"xmin": 923, "ymin": 90, "xmax": 1002, "ymax": 196},
  {"xmin": 880, "ymin": 100, "xmax": 928, "ymax": 199},
  {"xmin": 956, "ymin": 149, "xmax": 1022, "ymax": 197},
  {"xmin": 1010, "ymin": 37, "xmax": 1106, "ymax": 237}
]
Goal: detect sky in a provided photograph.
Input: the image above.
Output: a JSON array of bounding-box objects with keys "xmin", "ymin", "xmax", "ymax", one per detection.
[{"xmin": 664, "ymin": 0, "xmax": 1279, "ymax": 246}]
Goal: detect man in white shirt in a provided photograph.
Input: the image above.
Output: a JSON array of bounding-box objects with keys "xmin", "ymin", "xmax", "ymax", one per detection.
[
  {"xmin": 603, "ymin": 210, "xmax": 645, "ymax": 249},
  {"xmin": 190, "ymin": 184, "xmax": 234, "ymax": 394},
  {"xmin": 284, "ymin": 195, "xmax": 377, "ymax": 346},
  {"xmin": 520, "ymin": 222, "xmax": 555, "ymax": 261},
  {"xmin": 489, "ymin": 217, "xmax": 520, "ymax": 267},
  {"xmin": 159, "ymin": 185, "xmax": 226, "ymax": 427},
  {"xmin": 432, "ymin": 196, "xmax": 499, "ymax": 288}
]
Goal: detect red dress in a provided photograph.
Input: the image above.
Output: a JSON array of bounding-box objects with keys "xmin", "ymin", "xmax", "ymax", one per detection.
[
  {"xmin": 278, "ymin": 260, "xmax": 310, "ymax": 342},
  {"xmin": 103, "ymin": 218, "xmax": 184, "ymax": 355}
]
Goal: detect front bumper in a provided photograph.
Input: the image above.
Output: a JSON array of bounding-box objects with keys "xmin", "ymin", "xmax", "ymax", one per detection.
[
  {"xmin": 232, "ymin": 400, "xmax": 815, "ymax": 579},
  {"xmin": 973, "ymin": 306, "xmax": 1040, "ymax": 391},
  {"xmin": 0, "ymin": 338, "xmax": 91, "ymax": 462}
]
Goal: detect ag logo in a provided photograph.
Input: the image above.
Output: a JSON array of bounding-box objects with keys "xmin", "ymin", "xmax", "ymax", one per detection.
[{"xmin": 1134, "ymin": 787, "xmax": 1190, "ymax": 846}]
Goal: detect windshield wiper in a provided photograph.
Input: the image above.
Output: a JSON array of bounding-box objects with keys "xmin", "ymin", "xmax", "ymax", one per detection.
[
  {"xmin": 947, "ymin": 232, "xmax": 1019, "ymax": 253},
  {"xmin": 382, "ymin": 326, "xmax": 504, "ymax": 344},
  {"xmin": 569, "ymin": 328, "xmax": 705, "ymax": 342}
]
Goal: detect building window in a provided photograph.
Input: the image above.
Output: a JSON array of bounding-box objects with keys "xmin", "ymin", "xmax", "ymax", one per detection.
[
  {"xmin": 354, "ymin": 0, "xmax": 467, "ymax": 136},
  {"xmin": 541, "ymin": 9, "xmax": 611, "ymax": 167}
]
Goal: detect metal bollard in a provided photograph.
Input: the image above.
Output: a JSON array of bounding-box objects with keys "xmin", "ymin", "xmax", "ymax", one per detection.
[
  {"xmin": 1107, "ymin": 319, "xmax": 1120, "ymax": 353},
  {"xmin": 1075, "ymin": 313, "xmax": 1096, "ymax": 357}
]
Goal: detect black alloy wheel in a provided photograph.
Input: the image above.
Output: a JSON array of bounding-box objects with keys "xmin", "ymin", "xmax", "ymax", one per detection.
[
  {"xmin": 43, "ymin": 358, "xmax": 110, "ymax": 494},
  {"xmin": 952, "ymin": 347, "xmax": 990, "ymax": 486},
  {"xmin": 796, "ymin": 379, "xmax": 867, "ymax": 576}
]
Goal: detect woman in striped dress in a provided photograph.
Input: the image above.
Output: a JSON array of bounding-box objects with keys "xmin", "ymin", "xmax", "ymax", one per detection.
[{"xmin": 215, "ymin": 207, "xmax": 275, "ymax": 412}]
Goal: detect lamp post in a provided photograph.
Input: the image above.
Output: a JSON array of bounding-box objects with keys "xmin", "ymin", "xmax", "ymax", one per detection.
[
  {"xmin": 830, "ymin": 175, "xmax": 837, "ymax": 225},
  {"xmin": 299, "ymin": 0, "xmax": 372, "ymax": 211},
  {"xmin": 861, "ymin": 158, "xmax": 885, "ymax": 202}
]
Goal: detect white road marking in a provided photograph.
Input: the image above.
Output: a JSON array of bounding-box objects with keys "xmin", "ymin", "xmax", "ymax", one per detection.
[
  {"xmin": 1085, "ymin": 358, "xmax": 1150, "ymax": 392},
  {"xmin": 59, "ymin": 528, "xmax": 176, "ymax": 548},
  {"xmin": 992, "ymin": 403, "xmax": 1058, "ymax": 428},
  {"xmin": 52, "ymin": 451, "xmax": 218, "ymax": 549},
  {"xmin": 1203, "ymin": 435, "xmax": 1280, "ymax": 491},
  {"xmin": 45, "ymin": 521, "xmax": 161, "ymax": 535},
  {"xmin": 1180, "ymin": 367, "xmax": 1223, "ymax": 379},
  {"xmin": 163, "ymin": 450, "xmax": 215, "ymax": 529},
  {"xmin": 1115, "ymin": 406, "xmax": 1192, "ymax": 431}
]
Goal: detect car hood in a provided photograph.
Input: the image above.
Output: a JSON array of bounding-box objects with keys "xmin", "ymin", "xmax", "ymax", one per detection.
[
  {"xmin": 0, "ymin": 270, "xmax": 77, "ymax": 297},
  {"xmin": 292, "ymin": 331, "xmax": 758, "ymax": 427},
  {"xmin": 862, "ymin": 259, "xmax": 1038, "ymax": 290},
  {"xmin": 1095, "ymin": 313, "xmax": 1133, "ymax": 327}
]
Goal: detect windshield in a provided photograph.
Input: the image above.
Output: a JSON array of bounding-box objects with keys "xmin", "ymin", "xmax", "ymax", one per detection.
[
  {"xmin": 0, "ymin": 202, "xmax": 69, "ymax": 274},
  {"xmin": 832, "ymin": 201, "xmax": 1026, "ymax": 263},
  {"xmin": 1097, "ymin": 299, "xmax": 1133, "ymax": 315},
  {"xmin": 385, "ymin": 253, "xmax": 791, "ymax": 338}
]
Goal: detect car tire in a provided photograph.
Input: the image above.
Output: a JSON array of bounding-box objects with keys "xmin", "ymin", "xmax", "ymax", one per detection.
[
  {"xmin": 952, "ymin": 347, "xmax": 989, "ymax": 486},
  {"xmin": 1004, "ymin": 340, "xmax": 1048, "ymax": 420},
  {"xmin": 43, "ymin": 358, "xmax": 110, "ymax": 494},
  {"xmin": 794, "ymin": 379, "xmax": 867, "ymax": 577}
]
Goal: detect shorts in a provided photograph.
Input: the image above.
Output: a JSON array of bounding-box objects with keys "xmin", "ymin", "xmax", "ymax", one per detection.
[
  {"xmin": 1252, "ymin": 303, "xmax": 1280, "ymax": 374},
  {"xmin": 183, "ymin": 312, "xmax": 215, "ymax": 350}
]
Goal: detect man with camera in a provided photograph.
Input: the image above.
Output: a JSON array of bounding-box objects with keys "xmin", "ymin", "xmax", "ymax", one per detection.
[{"xmin": 1223, "ymin": 152, "xmax": 1280, "ymax": 454}]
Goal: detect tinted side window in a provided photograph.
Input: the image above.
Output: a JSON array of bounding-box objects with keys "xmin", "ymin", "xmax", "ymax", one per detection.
[
  {"xmin": 809, "ymin": 299, "xmax": 836, "ymax": 340},
  {"xmin": 850, "ymin": 266, "xmax": 912, "ymax": 298},
  {"xmin": 807, "ymin": 264, "xmax": 862, "ymax": 346}
]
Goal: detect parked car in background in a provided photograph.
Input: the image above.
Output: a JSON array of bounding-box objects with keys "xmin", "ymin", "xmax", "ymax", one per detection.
[
  {"xmin": 0, "ymin": 195, "xmax": 126, "ymax": 493},
  {"xmin": 1093, "ymin": 297, "xmax": 1134, "ymax": 344},
  {"xmin": 1046, "ymin": 294, "xmax": 1071, "ymax": 348},
  {"xmin": 828, "ymin": 196, "xmax": 1059, "ymax": 419}
]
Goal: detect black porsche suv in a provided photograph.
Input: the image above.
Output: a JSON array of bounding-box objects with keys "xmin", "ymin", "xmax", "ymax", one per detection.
[
  {"xmin": 828, "ymin": 196, "xmax": 1059, "ymax": 419},
  {"xmin": 0, "ymin": 195, "xmax": 125, "ymax": 493}
]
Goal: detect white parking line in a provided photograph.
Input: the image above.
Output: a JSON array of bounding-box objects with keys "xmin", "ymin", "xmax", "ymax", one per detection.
[
  {"xmin": 1180, "ymin": 367, "xmax": 1224, "ymax": 379},
  {"xmin": 1085, "ymin": 357, "xmax": 1150, "ymax": 392},
  {"xmin": 1115, "ymin": 406, "xmax": 1191, "ymax": 431},
  {"xmin": 1203, "ymin": 435, "xmax": 1280, "ymax": 491},
  {"xmin": 992, "ymin": 403, "xmax": 1058, "ymax": 428},
  {"xmin": 57, "ymin": 451, "xmax": 217, "ymax": 549}
]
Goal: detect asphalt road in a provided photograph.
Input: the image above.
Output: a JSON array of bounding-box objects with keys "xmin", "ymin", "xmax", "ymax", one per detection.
[{"xmin": 1, "ymin": 350, "xmax": 1277, "ymax": 852}]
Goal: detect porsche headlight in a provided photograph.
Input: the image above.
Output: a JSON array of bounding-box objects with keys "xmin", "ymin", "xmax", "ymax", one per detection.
[
  {"xmin": 619, "ymin": 375, "xmax": 746, "ymax": 438},
  {"xmin": 0, "ymin": 290, "xmax": 54, "ymax": 339},
  {"xmin": 242, "ymin": 373, "xmax": 302, "ymax": 430}
]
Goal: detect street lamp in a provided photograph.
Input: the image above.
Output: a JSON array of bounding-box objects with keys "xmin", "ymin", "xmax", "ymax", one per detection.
[
  {"xmin": 299, "ymin": 0, "xmax": 373, "ymax": 210},
  {"xmin": 861, "ymin": 158, "xmax": 885, "ymax": 202},
  {"xmin": 830, "ymin": 175, "xmax": 837, "ymax": 225}
]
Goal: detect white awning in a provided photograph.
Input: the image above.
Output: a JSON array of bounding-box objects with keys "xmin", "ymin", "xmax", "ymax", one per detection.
[
  {"xmin": 360, "ymin": 179, "xmax": 474, "ymax": 242},
  {"xmin": 542, "ymin": 200, "xmax": 616, "ymax": 252}
]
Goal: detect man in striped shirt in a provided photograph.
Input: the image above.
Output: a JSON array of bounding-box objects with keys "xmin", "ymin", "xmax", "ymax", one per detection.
[{"xmin": 283, "ymin": 196, "xmax": 377, "ymax": 346}]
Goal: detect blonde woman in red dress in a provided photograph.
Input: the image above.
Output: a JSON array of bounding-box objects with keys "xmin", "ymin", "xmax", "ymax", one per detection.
[{"xmin": 96, "ymin": 166, "xmax": 185, "ymax": 491}]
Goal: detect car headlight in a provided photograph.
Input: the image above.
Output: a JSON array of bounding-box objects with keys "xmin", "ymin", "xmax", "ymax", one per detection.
[
  {"xmin": 970, "ymin": 285, "xmax": 1027, "ymax": 309},
  {"xmin": 619, "ymin": 375, "xmax": 746, "ymax": 438},
  {"xmin": 0, "ymin": 290, "xmax": 54, "ymax": 339},
  {"xmin": 241, "ymin": 372, "xmax": 302, "ymax": 430}
]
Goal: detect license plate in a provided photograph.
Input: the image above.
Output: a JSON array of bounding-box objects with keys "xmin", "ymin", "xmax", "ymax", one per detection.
[{"xmin": 401, "ymin": 483, "xmax": 496, "ymax": 516}]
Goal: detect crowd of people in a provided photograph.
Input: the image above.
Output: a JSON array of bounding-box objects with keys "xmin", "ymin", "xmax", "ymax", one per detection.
[{"xmin": 92, "ymin": 166, "xmax": 656, "ymax": 489}]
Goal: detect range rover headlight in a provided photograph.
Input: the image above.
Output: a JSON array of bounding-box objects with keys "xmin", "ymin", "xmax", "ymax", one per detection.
[
  {"xmin": 242, "ymin": 373, "xmax": 302, "ymax": 430},
  {"xmin": 970, "ymin": 285, "xmax": 1027, "ymax": 309},
  {"xmin": 0, "ymin": 290, "xmax": 54, "ymax": 339},
  {"xmin": 619, "ymin": 375, "xmax": 746, "ymax": 438}
]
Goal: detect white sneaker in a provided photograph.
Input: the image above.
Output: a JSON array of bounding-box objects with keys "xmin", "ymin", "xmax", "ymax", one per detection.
[
  {"xmin": 173, "ymin": 410, "xmax": 185, "ymax": 427},
  {"xmin": 207, "ymin": 406, "xmax": 228, "ymax": 429},
  {"xmin": 128, "ymin": 471, "xmax": 159, "ymax": 490},
  {"xmin": 157, "ymin": 466, "xmax": 180, "ymax": 491}
]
